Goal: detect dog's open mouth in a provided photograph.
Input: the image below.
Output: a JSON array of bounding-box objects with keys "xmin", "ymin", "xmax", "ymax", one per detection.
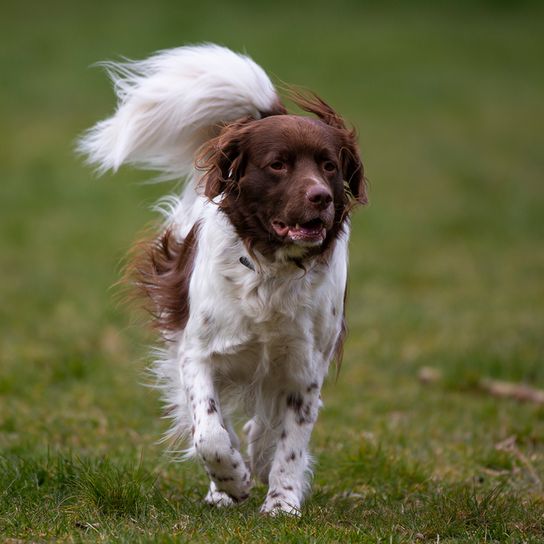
[{"xmin": 271, "ymin": 218, "xmax": 327, "ymax": 245}]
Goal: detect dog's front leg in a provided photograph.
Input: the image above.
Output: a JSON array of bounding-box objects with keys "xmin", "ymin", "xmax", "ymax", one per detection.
[
  {"xmin": 182, "ymin": 355, "xmax": 252, "ymax": 503},
  {"xmin": 260, "ymin": 383, "xmax": 321, "ymax": 516}
]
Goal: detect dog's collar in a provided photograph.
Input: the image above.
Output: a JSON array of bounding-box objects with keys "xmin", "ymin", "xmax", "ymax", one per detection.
[
  {"xmin": 239, "ymin": 254, "xmax": 306, "ymax": 272},
  {"xmin": 239, "ymin": 256, "xmax": 255, "ymax": 272}
]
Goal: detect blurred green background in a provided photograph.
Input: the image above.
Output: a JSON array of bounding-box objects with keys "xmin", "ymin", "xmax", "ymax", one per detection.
[{"xmin": 1, "ymin": 1, "xmax": 543, "ymax": 541}]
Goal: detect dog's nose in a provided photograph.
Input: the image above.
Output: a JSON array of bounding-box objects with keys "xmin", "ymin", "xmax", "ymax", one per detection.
[{"xmin": 306, "ymin": 185, "xmax": 333, "ymax": 209}]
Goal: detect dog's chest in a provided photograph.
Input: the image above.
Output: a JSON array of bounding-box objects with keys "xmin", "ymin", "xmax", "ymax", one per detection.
[
  {"xmin": 234, "ymin": 266, "xmax": 316, "ymax": 323},
  {"xmin": 220, "ymin": 264, "xmax": 323, "ymax": 340},
  {"xmin": 189, "ymin": 258, "xmax": 336, "ymax": 355},
  {"xmin": 182, "ymin": 207, "xmax": 346, "ymax": 372},
  {"xmin": 209, "ymin": 267, "xmax": 336, "ymax": 383}
]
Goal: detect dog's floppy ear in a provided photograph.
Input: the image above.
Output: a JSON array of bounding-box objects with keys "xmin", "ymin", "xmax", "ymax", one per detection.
[
  {"xmin": 289, "ymin": 90, "xmax": 367, "ymax": 205},
  {"xmin": 197, "ymin": 119, "xmax": 251, "ymax": 199},
  {"xmin": 340, "ymin": 131, "xmax": 367, "ymax": 205}
]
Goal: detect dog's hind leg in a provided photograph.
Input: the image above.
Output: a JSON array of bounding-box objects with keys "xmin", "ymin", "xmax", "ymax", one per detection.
[{"xmin": 244, "ymin": 416, "xmax": 277, "ymax": 485}]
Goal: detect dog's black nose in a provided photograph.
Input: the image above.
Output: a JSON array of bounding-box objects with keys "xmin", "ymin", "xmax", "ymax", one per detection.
[{"xmin": 306, "ymin": 185, "xmax": 333, "ymax": 209}]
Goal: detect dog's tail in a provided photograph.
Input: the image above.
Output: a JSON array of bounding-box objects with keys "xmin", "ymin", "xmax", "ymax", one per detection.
[{"xmin": 77, "ymin": 44, "xmax": 284, "ymax": 179}]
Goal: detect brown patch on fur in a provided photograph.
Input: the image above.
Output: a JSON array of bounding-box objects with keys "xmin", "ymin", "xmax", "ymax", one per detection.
[
  {"xmin": 286, "ymin": 393, "xmax": 304, "ymax": 411},
  {"xmin": 207, "ymin": 398, "xmax": 218, "ymax": 414},
  {"xmin": 287, "ymin": 89, "xmax": 367, "ymax": 206},
  {"xmin": 196, "ymin": 89, "xmax": 366, "ymax": 262},
  {"xmin": 195, "ymin": 116, "xmax": 253, "ymax": 200},
  {"xmin": 127, "ymin": 222, "xmax": 200, "ymax": 333}
]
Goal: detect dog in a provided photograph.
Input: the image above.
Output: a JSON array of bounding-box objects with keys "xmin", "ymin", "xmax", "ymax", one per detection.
[{"xmin": 79, "ymin": 44, "xmax": 366, "ymax": 516}]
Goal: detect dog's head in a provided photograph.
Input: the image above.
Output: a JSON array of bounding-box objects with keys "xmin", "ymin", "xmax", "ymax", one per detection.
[{"xmin": 199, "ymin": 94, "xmax": 366, "ymax": 260}]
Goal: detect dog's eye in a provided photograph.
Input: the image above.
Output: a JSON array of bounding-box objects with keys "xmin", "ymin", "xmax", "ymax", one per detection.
[
  {"xmin": 323, "ymin": 161, "xmax": 337, "ymax": 173},
  {"xmin": 269, "ymin": 161, "xmax": 285, "ymax": 171}
]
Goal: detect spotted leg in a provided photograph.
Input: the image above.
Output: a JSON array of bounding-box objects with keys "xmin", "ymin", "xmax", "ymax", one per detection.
[
  {"xmin": 260, "ymin": 383, "xmax": 321, "ymax": 516},
  {"xmin": 183, "ymin": 356, "xmax": 252, "ymax": 503}
]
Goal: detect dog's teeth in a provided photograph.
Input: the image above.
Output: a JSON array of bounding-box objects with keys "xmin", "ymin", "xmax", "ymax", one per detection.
[{"xmin": 295, "ymin": 223, "xmax": 300, "ymax": 230}]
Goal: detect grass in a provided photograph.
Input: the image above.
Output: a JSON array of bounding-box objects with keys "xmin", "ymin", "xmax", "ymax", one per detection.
[{"xmin": 1, "ymin": 0, "xmax": 543, "ymax": 541}]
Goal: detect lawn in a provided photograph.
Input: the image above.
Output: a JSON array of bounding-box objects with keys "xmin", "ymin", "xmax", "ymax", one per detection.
[{"xmin": 1, "ymin": 1, "xmax": 543, "ymax": 542}]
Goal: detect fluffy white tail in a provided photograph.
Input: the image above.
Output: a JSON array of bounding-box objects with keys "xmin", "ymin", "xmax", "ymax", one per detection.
[{"xmin": 78, "ymin": 44, "xmax": 280, "ymax": 179}]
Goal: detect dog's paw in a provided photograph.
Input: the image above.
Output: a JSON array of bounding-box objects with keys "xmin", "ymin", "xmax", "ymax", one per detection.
[
  {"xmin": 210, "ymin": 464, "xmax": 252, "ymax": 502},
  {"xmin": 204, "ymin": 482, "xmax": 235, "ymax": 507},
  {"xmin": 196, "ymin": 425, "xmax": 253, "ymax": 500},
  {"xmin": 260, "ymin": 495, "xmax": 301, "ymax": 517}
]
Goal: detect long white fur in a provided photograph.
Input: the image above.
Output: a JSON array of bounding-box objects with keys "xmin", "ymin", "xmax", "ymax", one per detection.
[
  {"xmin": 79, "ymin": 44, "xmax": 348, "ymax": 516},
  {"xmin": 77, "ymin": 44, "xmax": 278, "ymax": 178}
]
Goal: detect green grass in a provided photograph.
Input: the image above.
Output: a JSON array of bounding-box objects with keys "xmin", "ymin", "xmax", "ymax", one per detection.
[{"xmin": 1, "ymin": 0, "xmax": 543, "ymax": 541}]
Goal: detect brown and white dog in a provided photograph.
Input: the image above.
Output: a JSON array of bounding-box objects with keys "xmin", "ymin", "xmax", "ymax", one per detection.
[{"xmin": 79, "ymin": 44, "xmax": 365, "ymax": 515}]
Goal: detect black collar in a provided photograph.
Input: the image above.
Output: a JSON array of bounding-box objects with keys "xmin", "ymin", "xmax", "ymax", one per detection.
[
  {"xmin": 239, "ymin": 256, "xmax": 255, "ymax": 271},
  {"xmin": 239, "ymin": 255, "xmax": 305, "ymax": 272}
]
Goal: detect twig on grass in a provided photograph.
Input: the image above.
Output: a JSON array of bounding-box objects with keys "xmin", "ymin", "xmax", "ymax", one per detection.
[
  {"xmin": 418, "ymin": 367, "xmax": 543, "ymax": 489},
  {"xmin": 495, "ymin": 436, "xmax": 542, "ymax": 489},
  {"xmin": 479, "ymin": 378, "xmax": 544, "ymax": 404},
  {"xmin": 417, "ymin": 367, "xmax": 544, "ymax": 405}
]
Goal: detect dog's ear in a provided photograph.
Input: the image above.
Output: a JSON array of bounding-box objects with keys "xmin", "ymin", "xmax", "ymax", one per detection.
[
  {"xmin": 198, "ymin": 120, "xmax": 250, "ymax": 199},
  {"xmin": 289, "ymin": 90, "xmax": 367, "ymax": 205},
  {"xmin": 340, "ymin": 131, "xmax": 367, "ymax": 205}
]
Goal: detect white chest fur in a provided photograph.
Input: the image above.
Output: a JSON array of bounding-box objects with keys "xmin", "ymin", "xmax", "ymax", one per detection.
[{"xmin": 178, "ymin": 203, "xmax": 347, "ymax": 385}]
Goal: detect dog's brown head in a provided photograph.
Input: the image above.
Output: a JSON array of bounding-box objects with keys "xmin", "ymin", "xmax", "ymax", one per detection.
[{"xmin": 199, "ymin": 93, "xmax": 366, "ymax": 260}]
